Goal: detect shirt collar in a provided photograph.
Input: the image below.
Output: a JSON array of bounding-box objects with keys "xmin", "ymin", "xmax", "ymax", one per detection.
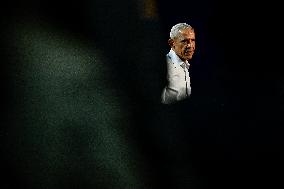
[{"xmin": 168, "ymin": 49, "xmax": 189, "ymax": 67}]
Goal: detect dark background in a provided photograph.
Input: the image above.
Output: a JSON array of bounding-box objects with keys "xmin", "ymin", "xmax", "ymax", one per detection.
[{"xmin": 1, "ymin": 0, "xmax": 283, "ymax": 188}]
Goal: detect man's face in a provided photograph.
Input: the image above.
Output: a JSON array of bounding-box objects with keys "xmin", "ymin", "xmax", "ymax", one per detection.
[{"xmin": 169, "ymin": 28, "xmax": 196, "ymax": 61}]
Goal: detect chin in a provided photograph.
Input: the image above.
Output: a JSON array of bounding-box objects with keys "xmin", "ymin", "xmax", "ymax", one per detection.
[{"xmin": 186, "ymin": 56, "xmax": 192, "ymax": 60}]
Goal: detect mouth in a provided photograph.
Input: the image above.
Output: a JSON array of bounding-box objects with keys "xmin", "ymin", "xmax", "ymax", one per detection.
[{"xmin": 185, "ymin": 50, "xmax": 193, "ymax": 55}]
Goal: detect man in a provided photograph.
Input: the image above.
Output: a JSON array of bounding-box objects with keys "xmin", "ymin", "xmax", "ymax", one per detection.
[{"xmin": 161, "ymin": 23, "xmax": 196, "ymax": 104}]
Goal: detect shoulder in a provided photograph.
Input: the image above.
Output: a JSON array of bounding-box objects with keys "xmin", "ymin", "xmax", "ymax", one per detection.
[
  {"xmin": 166, "ymin": 54, "xmax": 178, "ymax": 71},
  {"xmin": 166, "ymin": 54, "xmax": 175, "ymax": 65}
]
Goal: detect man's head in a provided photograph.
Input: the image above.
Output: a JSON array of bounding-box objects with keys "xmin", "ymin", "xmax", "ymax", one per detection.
[{"xmin": 168, "ymin": 23, "xmax": 195, "ymax": 61}]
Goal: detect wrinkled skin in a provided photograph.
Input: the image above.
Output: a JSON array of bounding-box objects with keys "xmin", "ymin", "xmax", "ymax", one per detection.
[{"xmin": 168, "ymin": 28, "xmax": 196, "ymax": 61}]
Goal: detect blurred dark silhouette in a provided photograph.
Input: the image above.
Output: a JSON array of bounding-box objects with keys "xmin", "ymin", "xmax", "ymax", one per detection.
[{"xmin": 1, "ymin": 0, "xmax": 283, "ymax": 189}]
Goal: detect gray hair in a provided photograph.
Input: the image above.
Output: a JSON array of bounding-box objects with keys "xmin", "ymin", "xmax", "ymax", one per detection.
[{"xmin": 170, "ymin": 23, "xmax": 192, "ymax": 39}]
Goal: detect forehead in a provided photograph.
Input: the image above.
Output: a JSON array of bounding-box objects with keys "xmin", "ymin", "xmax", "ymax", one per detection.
[{"xmin": 178, "ymin": 28, "xmax": 195, "ymax": 39}]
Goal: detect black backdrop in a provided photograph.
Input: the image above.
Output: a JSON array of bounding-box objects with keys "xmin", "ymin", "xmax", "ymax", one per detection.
[{"xmin": 1, "ymin": 0, "xmax": 283, "ymax": 188}]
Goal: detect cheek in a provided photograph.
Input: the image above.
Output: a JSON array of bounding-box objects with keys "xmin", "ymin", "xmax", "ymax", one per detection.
[{"xmin": 178, "ymin": 45, "xmax": 185, "ymax": 50}]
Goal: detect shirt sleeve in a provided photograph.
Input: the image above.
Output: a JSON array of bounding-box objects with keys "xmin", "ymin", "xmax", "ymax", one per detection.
[{"xmin": 161, "ymin": 60, "xmax": 180, "ymax": 104}]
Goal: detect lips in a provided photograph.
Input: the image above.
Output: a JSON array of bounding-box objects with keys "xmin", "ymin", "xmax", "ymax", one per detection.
[
  {"xmin": 185, "ymin": 51, "xmax": 193, "ymax": 54},
  {"xmin": 185, "ymin": 48, "xmax": 193, "ymax": 52}
]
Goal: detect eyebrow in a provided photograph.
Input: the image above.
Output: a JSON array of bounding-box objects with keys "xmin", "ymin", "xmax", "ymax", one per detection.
[{"xmin": 180, "ymin": 38, "xmax": 195, "ymax": 42}]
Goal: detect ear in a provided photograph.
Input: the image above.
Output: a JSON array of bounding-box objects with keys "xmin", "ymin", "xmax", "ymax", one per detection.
[{"xmin": 168, "ymin": 39, "xmax": 174, "ymax": 48}]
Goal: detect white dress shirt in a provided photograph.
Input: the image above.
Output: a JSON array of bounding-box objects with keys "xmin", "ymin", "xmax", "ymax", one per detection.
[{"xmin": 161, "ymin": 49, "xmax": 191, "ymax": 104}]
